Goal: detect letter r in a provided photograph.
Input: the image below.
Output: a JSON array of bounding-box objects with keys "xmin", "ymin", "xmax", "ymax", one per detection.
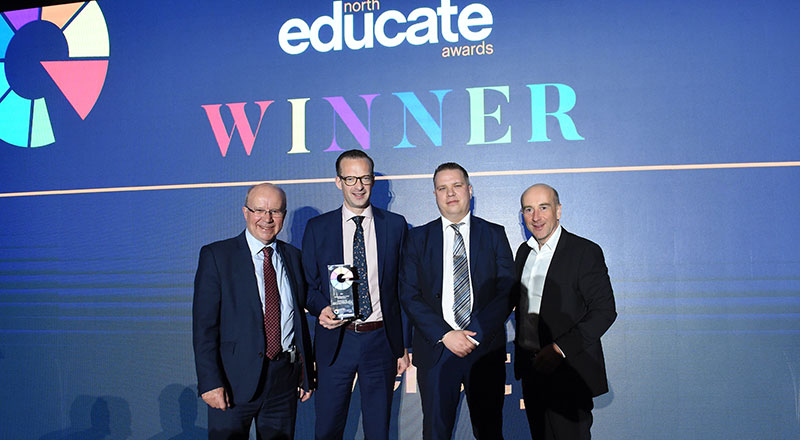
[{"xmin": 527, "ymin": 84, "xmax": 584, "ymax": 142}]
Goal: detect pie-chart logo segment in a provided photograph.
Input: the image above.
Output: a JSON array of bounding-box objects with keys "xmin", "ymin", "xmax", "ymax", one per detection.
[
  {"xmin": 1, "ymin": 13, "xmax": 13, "ymax": 57},
  {"xmin": 0, "ymin": 1, "xmax": 109, "ymax": 148},
  {"xmin": 3, "ymin": 8, "xmax": 39, "ymax": 31}
]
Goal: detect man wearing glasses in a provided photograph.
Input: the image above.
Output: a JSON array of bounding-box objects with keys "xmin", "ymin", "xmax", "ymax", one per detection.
[
  {"xmin": 302, "ymin": 149, "xmax": 410, "ymax": 440},
  {"xmin": 193, "ymin": 183, "xmax": 315, "ymax": 439}
]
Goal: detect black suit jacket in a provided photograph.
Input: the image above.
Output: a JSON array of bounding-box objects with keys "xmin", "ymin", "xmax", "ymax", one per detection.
[
  {"xmin": 193, "ymin": 232, "xmax": 315, "ymax": 404},
  {"xmin": 512, "ymin": 228, "xmax": 616, "ymax": 397},
  {"xmin": 399, "ymin": 215, "xmax": 515, "ymax": 370}
]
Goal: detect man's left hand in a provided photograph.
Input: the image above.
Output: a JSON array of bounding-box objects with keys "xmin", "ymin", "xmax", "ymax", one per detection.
[
  {"xmin": 298, "ymin": 388, "xmax": 313, "ymax": 402},
  {"xmin": 533, "ymin": 343, "xmax": 564, "ymax": 374}
]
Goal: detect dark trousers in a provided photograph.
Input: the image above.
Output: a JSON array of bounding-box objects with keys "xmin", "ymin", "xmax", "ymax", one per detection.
[
  {"xmin": 417, "ymin": 347, "xmax": 506, "ymax": 440},
  {"xmin": 520, "ymin": 356, "xmax": 594, "ymax": 440},
  {"xmin": 208, "ymin": 355, "xmax": 300, "ymax": 440},
  {"xmin": 314, "ymin": 329, "xmax": 396, "ymax": 440}
]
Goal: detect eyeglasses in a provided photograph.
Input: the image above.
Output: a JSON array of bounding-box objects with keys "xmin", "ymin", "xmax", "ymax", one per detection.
[
  {"xmin": 245, "ymin": 206, "xmax": 286, "ymax": 218},
  {"xmin": 338, "ymin": 175, "xmax": 374, "ymax": 186}
]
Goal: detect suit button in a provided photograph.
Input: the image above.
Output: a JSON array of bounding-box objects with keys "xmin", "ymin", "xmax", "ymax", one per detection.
[{"xmin": 258, "ymin": 352, "xmax": 264, "ymax": 358}]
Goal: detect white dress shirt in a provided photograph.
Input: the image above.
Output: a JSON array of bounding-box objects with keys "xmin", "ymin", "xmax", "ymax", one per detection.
[
  {"xmin": 245, "ymin": 229, "xmax": 295, "ymax": 351},
  {"xmin": 520, "ymin": 225, "xmax": 562, "ymax": 314}
]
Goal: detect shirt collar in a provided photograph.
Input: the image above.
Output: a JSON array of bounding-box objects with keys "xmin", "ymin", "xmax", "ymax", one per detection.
[
  {"xmin": 527, "ymin": 224, "xmax": 562, "ymax": 254},
  {"xmin": 342, "ymin": 204, "xmax": 373, "ymax": 223},
  {"xmin": 441, "ymin": 213, "xmax": 471, "ymax": 231},
  {"xmin": 245, "ymin": 229, "xmax": 276, "ymax": 257}
]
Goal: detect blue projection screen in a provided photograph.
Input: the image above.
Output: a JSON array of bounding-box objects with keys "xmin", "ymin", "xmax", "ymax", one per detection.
[{"xmin": 1, "ymin": 1, "xmax": 799, "ymax": 439}]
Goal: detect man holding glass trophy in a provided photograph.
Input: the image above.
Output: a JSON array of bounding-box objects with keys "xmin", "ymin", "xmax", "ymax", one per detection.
[{"xmin": 302, "ymin": 150, "xmax": 410, "ymax": 440}]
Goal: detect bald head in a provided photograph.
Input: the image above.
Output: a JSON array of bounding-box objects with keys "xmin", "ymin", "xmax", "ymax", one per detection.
[
  {"xmin": 521, "ymin": 184, "xmax": 559, "ymax": 208},
  {"xmin": 245, "ymin": 183, "xmax": 286, "ymax": 209}
]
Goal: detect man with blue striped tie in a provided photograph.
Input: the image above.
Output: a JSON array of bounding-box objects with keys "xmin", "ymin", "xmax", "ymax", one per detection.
[{"xmin": 399, "ymin": 162, "xmax": 515, "ymax": 440}]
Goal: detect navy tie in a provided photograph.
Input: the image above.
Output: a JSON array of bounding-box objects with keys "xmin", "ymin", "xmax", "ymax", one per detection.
[{"xmin": 352, "ymin": 216, "xmax": 373, "ymax": 319}]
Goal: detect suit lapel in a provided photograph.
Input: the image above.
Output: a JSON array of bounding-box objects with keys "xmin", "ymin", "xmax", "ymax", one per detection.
[
  {"xmin": 428, "ymin": 219, "xmax": 444, "ymax": 300},
  {"xmin": 516, "ymin": 243, "xmax": 532, "ymax": 278},
  {"xmin": 468, "ymin": 215, "xmax": 482, "ymax": 298},
  {"xmin": 373, "ymin": 207, "xmax": 387, "ymax": 286},
  {"xmin": 276, "ymin": 240, "xmax": 297, "ymax": 308},
  {"xmin": 331, "ymin": 208, "xmax": 345, "ymax": 264},
  {"xmin": 541, "ymin": 228, "xmax": 570, "ymax": 318},
  {"xmin": 234, "ymin": 232, "xmax": 264, "ymax": 319}
]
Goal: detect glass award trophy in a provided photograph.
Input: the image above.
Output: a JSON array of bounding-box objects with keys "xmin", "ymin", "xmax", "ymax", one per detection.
[{"xmin": 327, "ymin": 264, "xmax": 356, "ymax": 320}]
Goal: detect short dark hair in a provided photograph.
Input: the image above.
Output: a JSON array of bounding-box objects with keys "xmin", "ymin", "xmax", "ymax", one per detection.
[
  {"xmin": 433, "ymin": 162, "xmax": 470, "ymax": 185},
  {"xmin": 335, "ymin": 150, "xmax": 374, "ymax": 176}
]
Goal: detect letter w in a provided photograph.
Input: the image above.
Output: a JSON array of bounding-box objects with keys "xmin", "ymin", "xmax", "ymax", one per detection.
[{"xmin": 201, "ymin": 101, "xmax": 273, "ymax": 156}]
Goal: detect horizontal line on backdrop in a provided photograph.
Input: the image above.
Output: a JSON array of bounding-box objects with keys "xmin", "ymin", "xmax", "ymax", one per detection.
[{"xmin": 2, "ymin": 160, "xmax": 798, "ymax": 198}]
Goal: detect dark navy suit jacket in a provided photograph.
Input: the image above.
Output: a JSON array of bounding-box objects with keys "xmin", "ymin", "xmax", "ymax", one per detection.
[
  {"xmin": 302, "ymin": 206, "xmax": 409, "ymax": 367},
  {"xmin": 193, "ymin": 232, "xmax": 315, "ymax": 404},
  {"xmin": 399, "ymin": 215, "xmax": 515, "ymax": 370},
  {"xmin": 512, "ymin": 228, "xmax": 616, "ymax": 397}
]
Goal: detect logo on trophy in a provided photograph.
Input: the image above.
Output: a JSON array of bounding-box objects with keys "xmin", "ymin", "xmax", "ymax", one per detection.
[{"xmin": 327, "ymin": 264, "xmax": 366, "ymax": 320}]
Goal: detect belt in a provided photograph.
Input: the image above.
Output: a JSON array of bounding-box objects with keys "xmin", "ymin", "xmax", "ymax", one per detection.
[
  {"xmin": 270, "ymin": 347, "xmax": 297, "ymax": 363},
  {"xmin": 346, "ymin": 320, "xmax": 384, "ymax": 333}
]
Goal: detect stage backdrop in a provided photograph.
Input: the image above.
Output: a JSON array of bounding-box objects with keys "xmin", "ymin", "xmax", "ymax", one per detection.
[{"xmin": 1, "ymin": 1, "xmax": 799, "ymax": 438}]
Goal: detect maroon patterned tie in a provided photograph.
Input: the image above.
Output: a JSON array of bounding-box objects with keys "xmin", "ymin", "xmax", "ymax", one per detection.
[{"xmin": 262, "ymin": 247, "xmax": 282, "ymax": 360}]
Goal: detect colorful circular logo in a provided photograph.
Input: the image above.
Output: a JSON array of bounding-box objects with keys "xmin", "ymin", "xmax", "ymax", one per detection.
[
  {"xmin": 1, "ymin": 1, "xmax": 109, "ymax": 148},
  {"xmin": 330, "ymin": 266, "xmax": 354, "ymax": 290}
]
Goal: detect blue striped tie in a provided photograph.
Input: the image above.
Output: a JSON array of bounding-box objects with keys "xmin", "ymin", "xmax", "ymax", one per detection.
[{"xmin": 451, "ymin": 223, "xmax": 471, "ymax": 329}]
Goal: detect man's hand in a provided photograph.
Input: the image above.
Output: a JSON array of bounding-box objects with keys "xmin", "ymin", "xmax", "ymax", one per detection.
[
  {"xmin": 201, "ymin": 387, "xmax": 229, "ymax": 410},
  {"xmin": 533, "ymin": 343, "xmax": 564, "ymax": 374},
  {"xmin": 396, "ymin": 349, "xmax": 410, "ymax": 375},
  {"xmin": 318, "ymin": 306, "xmax": 348, "ymax": 329},
  {"xmin": 442, "ymin": 330, "xmax": 478, "ymax": 358},
  {"xmin": 298, "ymin": 388, "xmax": 313, "ymax": 402}
]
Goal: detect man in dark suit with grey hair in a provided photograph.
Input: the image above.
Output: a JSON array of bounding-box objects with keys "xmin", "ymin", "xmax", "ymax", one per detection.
[{"xmin": 193, "ymin": 183, "xmax": 315, "ymax": 439}]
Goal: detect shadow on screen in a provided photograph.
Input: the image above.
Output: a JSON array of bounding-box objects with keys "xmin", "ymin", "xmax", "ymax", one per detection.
[
  {"xmin": 519, "ymin": 211, "xmax": 533, "ymax": 242},
  {"xmin": 594, "ymin": 385, "xmax": 614, "ymax": 409},
  {"xmin": 371, "ymin": 172, "xmax": 394, "ymax": 212},
  {"xmin": 146, "ymin": 384, "xmax": 207, "ymax": 440},
  {"xmin": 288, "ymin": 206, "xmax": 322, "ymax": 249},
  {"xmin": 39, "ymin": 395, "xmax": 131, "ymax": 440}
]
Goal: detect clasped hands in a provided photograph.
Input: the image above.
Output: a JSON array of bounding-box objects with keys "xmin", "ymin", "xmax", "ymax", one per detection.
[{"xmin": 442, "ymin": 329, "xmax": 478, "ymax": 358}]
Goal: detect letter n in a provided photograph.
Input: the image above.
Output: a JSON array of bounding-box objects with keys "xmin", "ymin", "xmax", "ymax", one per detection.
[
  {"xmin": 322, "ymin": 95, "xmax": 379, "ymax": 151},
  {"xmin": 201, "ymin": 101, "xmax": 273, "ymax": 156},
  {"xmin": 392, "ymin": 90, "xmax": 451, "ymax": 148}
]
